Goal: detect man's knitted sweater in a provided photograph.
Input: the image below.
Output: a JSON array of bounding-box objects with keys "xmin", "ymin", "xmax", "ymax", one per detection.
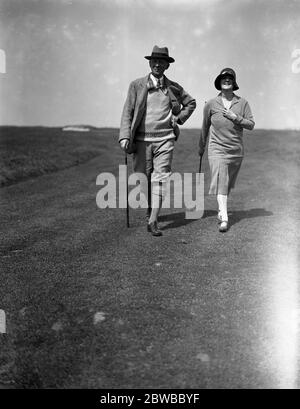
[{"xmin": 136, "ymin": 87, "xmax": 175, "ymax": 142}]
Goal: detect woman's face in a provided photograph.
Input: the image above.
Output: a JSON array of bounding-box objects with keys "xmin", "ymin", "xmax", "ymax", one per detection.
[{"xmin": 220, "ymin": 75, "xmax": 234, "ymax": 91}]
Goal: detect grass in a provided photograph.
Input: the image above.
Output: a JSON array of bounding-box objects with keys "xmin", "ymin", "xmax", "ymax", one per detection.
[
  {"xmin": 0, "ymin": 126, "xmax": 119, "ymax": 187},
  {"xmin": 1, "ymin": 127, "xmax": 300, "ymax": 388},
  {"xmin": 1, "ymin": 126, "xmax": 299, "ymax": 188}
]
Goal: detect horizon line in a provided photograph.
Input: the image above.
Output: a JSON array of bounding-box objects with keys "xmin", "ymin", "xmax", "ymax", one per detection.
[{"xmin": 0, "ymin": 125, "xmax": 299, "ymax": 132}]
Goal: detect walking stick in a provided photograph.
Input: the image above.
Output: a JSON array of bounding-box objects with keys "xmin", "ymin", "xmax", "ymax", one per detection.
[
  {"xmin": 198, "ymin": 154, "xmax": 203, "ymax": 174},
  {"xmin": 125, "ymin": 152, "xmax": 130, "ymax": 228}
]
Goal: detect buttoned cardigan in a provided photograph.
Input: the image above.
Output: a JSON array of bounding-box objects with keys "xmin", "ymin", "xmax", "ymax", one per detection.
[{"xmin": 199, "ymin": 94, "xmax": 255, "ymax": 158}]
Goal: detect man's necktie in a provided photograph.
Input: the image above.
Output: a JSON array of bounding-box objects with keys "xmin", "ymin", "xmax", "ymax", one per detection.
[
  {"xmin": 156, "ymin": 78, "xmax": 167, "ymax": 94},
  {"xmin": 147, "ymin": 78, "xmax": 167, "ymax": 94}
]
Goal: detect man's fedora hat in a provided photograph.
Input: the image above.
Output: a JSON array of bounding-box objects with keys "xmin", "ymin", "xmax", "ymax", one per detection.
[
  {"xmin": 145, "ymin": 45, "xmax": 175, "ymax": 63},
  {"xmin": 214, "ymin": 68, "xmax": 239, "ymax": 91}
]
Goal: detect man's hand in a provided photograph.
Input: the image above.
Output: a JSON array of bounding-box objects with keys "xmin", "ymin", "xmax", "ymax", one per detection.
[
  {"xmin": 222, "ymin": 109, "xmax": 237, "ymax": 121},
  {"xmin": 120, "ymin": 139, "xmax": 129, "ymax": 151}
]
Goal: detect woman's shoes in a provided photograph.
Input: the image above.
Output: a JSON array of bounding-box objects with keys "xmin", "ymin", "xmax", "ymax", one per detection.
[
  {"xmin": 219, "ymin": 220, "xmax": 229, "ymax": 232},
  {"xmin": 217, "ymin": 211, "xmax": 229, "ymax": 232}
]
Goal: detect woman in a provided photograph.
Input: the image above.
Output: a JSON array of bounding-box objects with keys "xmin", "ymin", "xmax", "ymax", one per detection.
[{"xmin": 199, "ymin": 68, "xmax": 255, "ymax": 232}]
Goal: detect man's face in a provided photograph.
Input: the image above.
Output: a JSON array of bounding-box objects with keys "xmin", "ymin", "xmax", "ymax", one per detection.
[
  {"xmin": 149, "ymin": 58, "xmax": 169, "ymax": 78},
  {"xmin": 220, "ymin": 75, "xmax": 234, "ymax": 90}
]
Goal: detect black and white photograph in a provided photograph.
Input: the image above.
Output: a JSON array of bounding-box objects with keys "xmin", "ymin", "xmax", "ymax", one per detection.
[{"xmin": 0, "ymin": 0, "xmax": 300, "ymax": 393}]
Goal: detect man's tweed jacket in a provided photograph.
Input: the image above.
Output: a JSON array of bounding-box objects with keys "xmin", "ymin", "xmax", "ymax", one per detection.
[{"xmin": 119, "ymin": 74, "xmax": 196, "ymax": 153}]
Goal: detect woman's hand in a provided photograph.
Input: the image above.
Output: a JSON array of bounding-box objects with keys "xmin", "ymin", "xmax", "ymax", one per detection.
[
  {"xmin": 222, "ymin": 108, "xmax": 237, "ymax": 121},
  {"xmin": 171, "ymin": 114, "xmax": 178, "ymax": 128}
]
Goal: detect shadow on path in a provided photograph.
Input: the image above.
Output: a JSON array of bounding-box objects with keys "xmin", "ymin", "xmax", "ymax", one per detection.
[
  {"xmin": 228, "ymin": 208, "xmax": 273, "ymax": 227},
  {"xmin": 159, "ymin": 208, "xmax": 273, "ymax": 230},
  {"xmin": 159, "ymin": 212, "xmax": 197, "ymax": 230}
]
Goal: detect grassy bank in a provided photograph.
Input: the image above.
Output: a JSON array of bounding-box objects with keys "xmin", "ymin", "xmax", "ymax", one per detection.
[
  {"xmin": 1, "ymin": 126, "xmax": 299, "ymax": 188},
  {"xmin": 0, "ymin": 126, "xmax": 118, "ymax": 187}
]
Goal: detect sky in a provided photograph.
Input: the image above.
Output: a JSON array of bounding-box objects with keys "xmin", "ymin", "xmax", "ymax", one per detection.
[{"xmin": 0, "ymin": 0, "xmax": 300, "ymax": 129}]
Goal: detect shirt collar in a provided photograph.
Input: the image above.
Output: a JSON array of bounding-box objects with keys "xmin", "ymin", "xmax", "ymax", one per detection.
[
  {"xmin": 150, "ymin": 73, "xmax": 164, "ymax": 87},
  {"xmin": 217, "ymin": 92, "xmax": 239, "ymax": 106}
]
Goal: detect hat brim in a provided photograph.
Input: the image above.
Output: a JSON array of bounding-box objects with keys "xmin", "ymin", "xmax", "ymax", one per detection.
[
  {"xmin": 214, "ymin": 74, "xmax": 239, "ymax": 91},
  {"xmin": 145, "ymin": 54, "xmax": 175, "ymax": 63}
]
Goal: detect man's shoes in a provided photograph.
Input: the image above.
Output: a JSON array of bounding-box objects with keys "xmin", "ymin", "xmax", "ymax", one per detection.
[
  {"xmin": 147, "ymin": 221, "xmax": 162, "ymax": 236},
  {"xmin": 219, "ymin": 220, "xmax": 229, "ymax": 232}
]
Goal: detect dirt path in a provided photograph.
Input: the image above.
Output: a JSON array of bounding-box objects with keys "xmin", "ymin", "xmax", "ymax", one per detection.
[{"xmin": 0, "ymin": 130, "xmax": 299, "ymax": 388}]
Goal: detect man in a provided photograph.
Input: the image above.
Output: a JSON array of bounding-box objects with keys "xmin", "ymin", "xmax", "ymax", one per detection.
[{"xmin": 119, "ymin": 45, "xmax": 196, "ymax": 236}]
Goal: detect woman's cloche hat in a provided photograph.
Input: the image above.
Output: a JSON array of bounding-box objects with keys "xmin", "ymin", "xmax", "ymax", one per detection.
[
  {"xmin": 145, "ymin": 45, "xmax": 175, "ymax": 63},
  {"xmin": 214, "ymin": 68, "xmax": 239, "ymax": 91}
]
